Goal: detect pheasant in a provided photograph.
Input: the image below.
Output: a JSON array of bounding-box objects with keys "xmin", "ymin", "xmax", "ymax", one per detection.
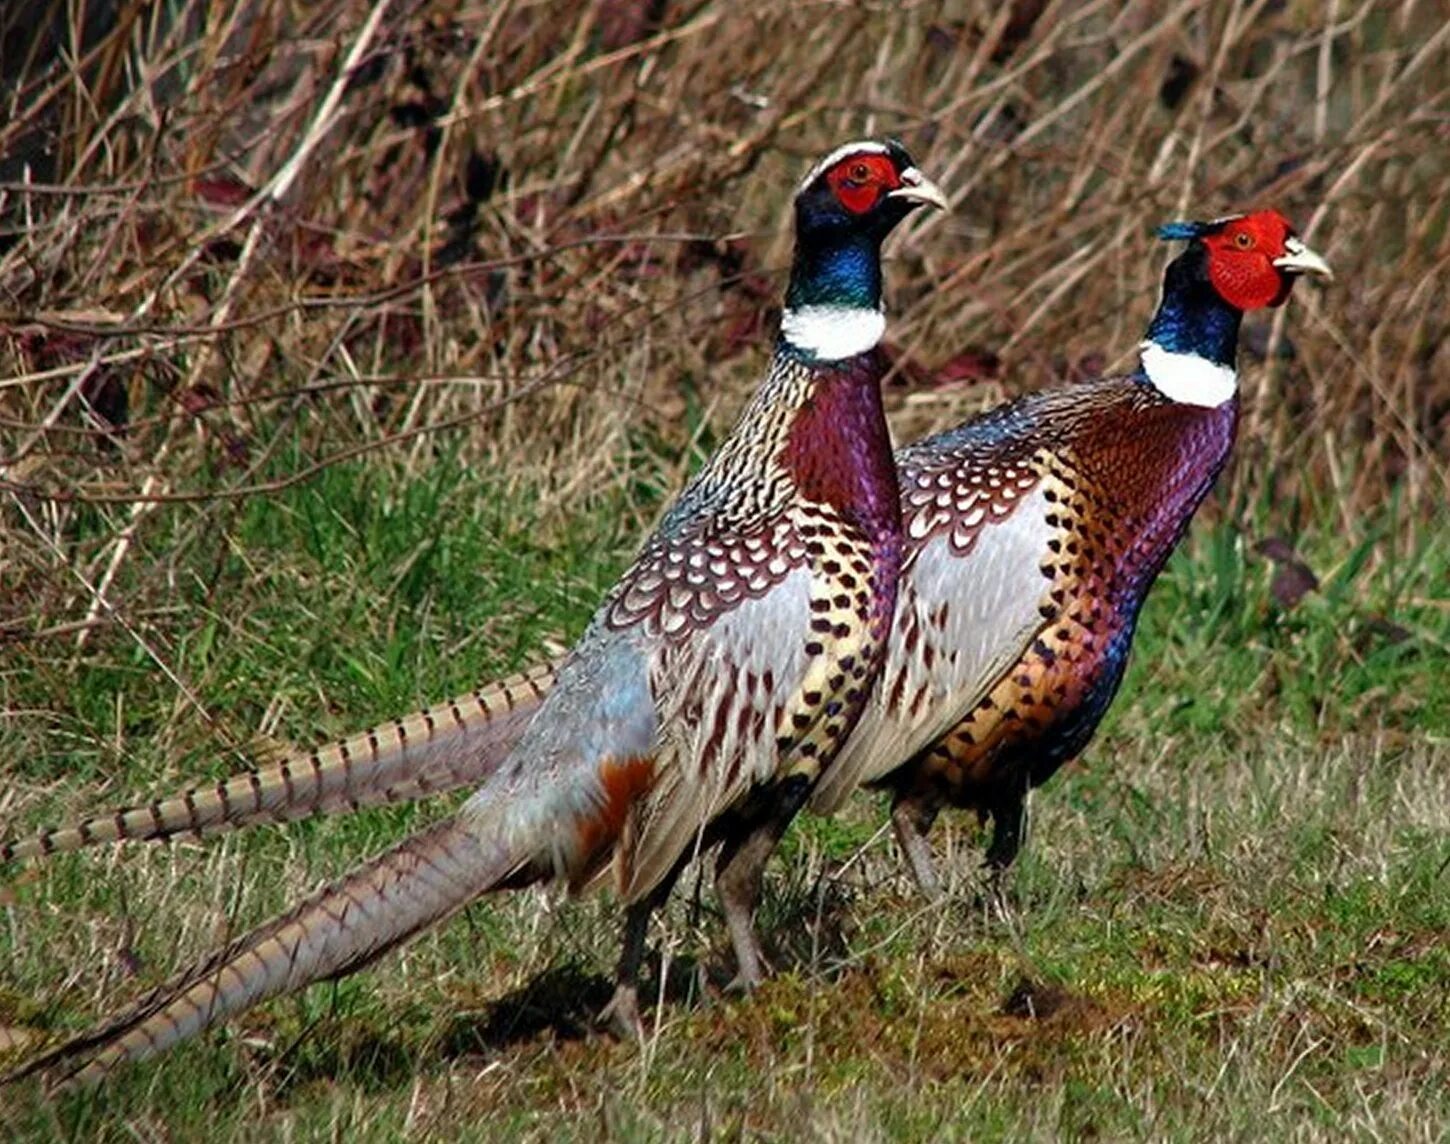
[
  {"xmin": 809, "ymin": 209, "xmax": 1333, "ymax": 894},
  {"xmin": 4, "ymin": 212, "xmax": 1329, "ymax": 905},
  {"xmin": 4, "ymin": 139, "xmax": 946, "ymax": 1087}
]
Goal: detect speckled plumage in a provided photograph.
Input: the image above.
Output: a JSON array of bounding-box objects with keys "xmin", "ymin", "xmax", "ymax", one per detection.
[
  {"xmin": 516, "ymin": 344, "xmax": 902, "ymax": 903},
  {"xmin": 9, "ymin": 220, "xmax": 1328, "ymax": 913},
  {"xmin": 8, "ymin": 213, "xmax": 1329, "ymax": 1086},
  {"xmin": 815, "ymin": 377, "xmax": 1238, "ymax": 880}
]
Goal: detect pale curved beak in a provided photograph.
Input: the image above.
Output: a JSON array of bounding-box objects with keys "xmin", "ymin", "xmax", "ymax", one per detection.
[
  {"xmin": 1273, "ymin": 235, "xmax": 1333, "ymax": 280},
  {"xmin": 889, "ymin": 167, "xmax": 950, "ymax": 212}
]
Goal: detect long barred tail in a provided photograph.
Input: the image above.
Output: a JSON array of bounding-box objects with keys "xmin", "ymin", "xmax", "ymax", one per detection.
[
  {"xmin": 1, "ymin": 663, "xmax": 558, "ymax": 863},
  {"xmin": 5, "ymin": 813, "xmax": 523, "ymax": 1089}
]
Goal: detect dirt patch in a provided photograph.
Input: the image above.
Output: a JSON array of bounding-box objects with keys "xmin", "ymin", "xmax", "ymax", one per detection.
[
  {"xmin": 665, "ymin": 954, "xmax": 1140, "ymax": 1087},
  {"xmin": 1000, "ymin": 975, "xmax": 1095, "ymax": 1022}
]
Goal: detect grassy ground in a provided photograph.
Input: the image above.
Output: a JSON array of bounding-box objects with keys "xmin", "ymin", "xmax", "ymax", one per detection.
[
  {"xmin": 1, "ymin": 456, "xmax": 1446, "ymax": 1140},
  {"xmin": 2, "ymin": 0, "xmax": 1448, "ymax": 1139}
]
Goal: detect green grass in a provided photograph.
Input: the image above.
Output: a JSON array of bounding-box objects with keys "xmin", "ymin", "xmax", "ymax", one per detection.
[{"xmin": 2, "ymin": 453, "xmax": 1447, "ymax": 1141}]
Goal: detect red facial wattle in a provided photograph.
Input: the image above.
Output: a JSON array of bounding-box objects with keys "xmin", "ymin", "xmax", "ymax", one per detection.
[
  {"xmin": 825, "ymin": 153, "xmax": 902, "ymax": 215},
  {"xmin": 1208, "ymin": 253, "xmax": 1287, "ymax": 310},
  {"xmin": 1206, "ymin": 210, "xmax": 1297, "ymax": 311}
]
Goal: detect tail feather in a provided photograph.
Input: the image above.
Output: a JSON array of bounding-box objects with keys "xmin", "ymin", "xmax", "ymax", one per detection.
[
  {"xmin": 6, "ymin": 814, "xmax": 520, "ymax": 1089},
  {"xmin": 1, "ymin": 663, "xmax": 557, "ymax": 863}
]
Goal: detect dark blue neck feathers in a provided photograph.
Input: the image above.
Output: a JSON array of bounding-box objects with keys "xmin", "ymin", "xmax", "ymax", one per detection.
[
  {"xmin": 1143, "ymin": 244, "xmax": 1242, "ymax": 368},
  {"xmin": 784, "ymin": 232, "xmax": 883, "ymax": 313}
]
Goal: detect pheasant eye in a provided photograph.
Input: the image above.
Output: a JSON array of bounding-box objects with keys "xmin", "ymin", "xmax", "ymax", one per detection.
[
  {"xmin": 1233, "ymin": 232, "xmax": 1254, "ymax": 249},
  {"xmin": 825, "ymin": 153, "xmax": 891, "ymax": 213}
]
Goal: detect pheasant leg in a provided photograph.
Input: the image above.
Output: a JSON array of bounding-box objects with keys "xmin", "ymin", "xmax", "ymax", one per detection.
[
  {"xmin": 714, "ymin": 774, "xmax": 812, "ymax": 992},
  {"xmin": 890, "ymin": 790, "xmax": 943, "ymax": 900}
]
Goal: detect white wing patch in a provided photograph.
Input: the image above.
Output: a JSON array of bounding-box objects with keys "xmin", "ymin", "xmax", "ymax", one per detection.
[{"xmin": 811, "ymin": 487, "xmax": 1057, "ymax": 813}]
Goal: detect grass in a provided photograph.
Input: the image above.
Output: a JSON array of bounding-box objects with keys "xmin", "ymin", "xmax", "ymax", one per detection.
[
  {"xmin": 2, "ymin": 0, "xmax": 1448, "ymax": 1138},
  {"xmin": 1, "ymin": 454, "xmax": 1446, "ymax": 1140}
]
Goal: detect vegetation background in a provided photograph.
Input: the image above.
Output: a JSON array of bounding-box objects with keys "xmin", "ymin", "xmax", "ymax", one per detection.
[{"xmin": 1, "ymin": 0, "xmax": 1445, "ymax": 1138}]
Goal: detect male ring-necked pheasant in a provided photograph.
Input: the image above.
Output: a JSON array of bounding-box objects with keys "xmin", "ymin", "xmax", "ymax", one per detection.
[
  {"xmin": 4, "ymin": 213, "xmax": 1329, "ymax": 900},
  {"xmin": 809, "ymin": 210, "xmax": 1332, "ymax": 895},
  {"xmin": 4, "ymin": 139, "xmax": 946, "ymax": 1086}
]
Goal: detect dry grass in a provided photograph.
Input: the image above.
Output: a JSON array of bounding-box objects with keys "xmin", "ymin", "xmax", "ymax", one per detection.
[
  {"xmin": 1, "ymin": 0, "xmax": 1447, "ymax": 1138},
  {"xmin": 2, "ymin": 0, "xmax": 1445, "ymax": 547}
]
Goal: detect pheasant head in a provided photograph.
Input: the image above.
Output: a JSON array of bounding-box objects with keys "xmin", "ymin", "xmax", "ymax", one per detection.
[
  {"xmin": 782, "ymin": 140, "xmax": 947, "ymax": 361},
  {"xmin": 1158, "ymin": 210, "xmax": 1333, "ymax": 311},
  {"xmin": 1142, "ymin": 209, "xmax": 1332, "ymax": 406}
]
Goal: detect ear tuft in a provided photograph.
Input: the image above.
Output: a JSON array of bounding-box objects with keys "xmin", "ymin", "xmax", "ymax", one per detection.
[{"xmin": 1155, "ymin": 215, "xmax": 1241, "ymax": 242}]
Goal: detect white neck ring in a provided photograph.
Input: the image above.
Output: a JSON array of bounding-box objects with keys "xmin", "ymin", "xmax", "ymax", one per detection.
[
  {"xmin": 780, "ymin": 304, "xmax": 885, "ymax": 361},
  {"xmin": 1140, "ymin": 341, "xmax": 1238, "ymax": 408}
]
